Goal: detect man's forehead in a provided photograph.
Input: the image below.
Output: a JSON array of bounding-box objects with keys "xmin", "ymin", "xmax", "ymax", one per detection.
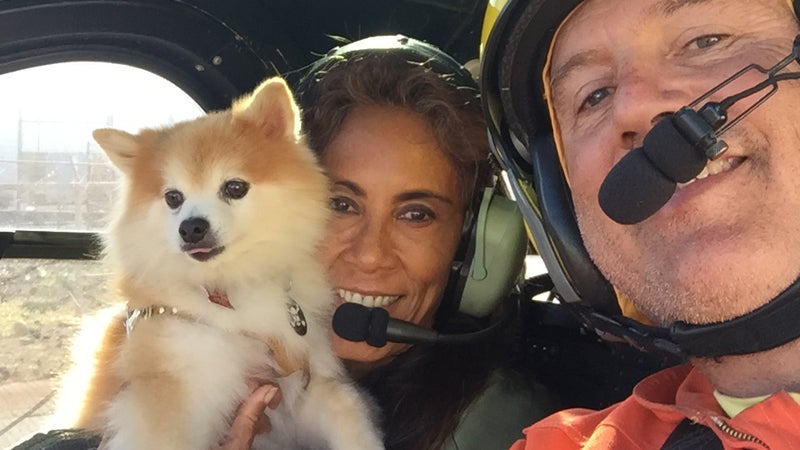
[
  {"xmin": 556, "ymin": 0, "xmax": 717, "ymax": 44},
  {"xmin": 549, "ymin": 0, "xmax": 788, "ymax": 84},
  {"xmin": 558, "ymin": 0, "xmax": 787, "ymax": 34}
]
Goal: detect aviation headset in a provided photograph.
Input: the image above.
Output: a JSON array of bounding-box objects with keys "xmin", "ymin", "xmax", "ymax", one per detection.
[
  {"xmin": 294, "ymin": 35, "xmax": 528, "ymax": 321},
  {"xmin": 482, "ymin": 0, "xmax": 800, "ymax": 358}
]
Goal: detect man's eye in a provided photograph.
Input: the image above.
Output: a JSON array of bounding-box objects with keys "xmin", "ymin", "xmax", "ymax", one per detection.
[
  {"xmin": 581, "ymin": 87, "xmax": 613, "ymax": 110},
  {"xmin": 329, "ymin": 196, "xmax": 356, "ymax": 214},
  {"xmin": 690, "ymin": 34, "xmax": 724, "ymax": 50}
]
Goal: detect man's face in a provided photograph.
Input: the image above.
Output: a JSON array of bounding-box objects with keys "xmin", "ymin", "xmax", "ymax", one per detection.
[{"xmin": 549, "ymin": 0, "xmax": 800, "ymax": 324}]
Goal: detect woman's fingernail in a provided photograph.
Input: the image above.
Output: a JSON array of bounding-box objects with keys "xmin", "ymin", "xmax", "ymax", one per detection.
[{"xmin": 264, "ymin": 386, "xmax": 278, "ymax": 402}]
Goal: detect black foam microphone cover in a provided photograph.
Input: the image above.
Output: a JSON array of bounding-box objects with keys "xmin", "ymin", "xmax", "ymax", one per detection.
[
  {"xmin": 366, "ymin": 307, "xmax": 390, "ymax": 347},
  {"xmin": 598, "ymin": 148, "xmax": 677, "ymax": 224},
  {"xmin": 333, "ymin": 302, "xmax": 370, "ymax": 341},
  {"xmin": 598, "ymin": 116, "xmax": 710, "ymax": 224},
  {"xmin": 332, "ymin": 302, "xmax": 390, "ymax": 347},
  {"xmin": 642, "ymin": 116, "xmax": 708, "ymax": 183}
]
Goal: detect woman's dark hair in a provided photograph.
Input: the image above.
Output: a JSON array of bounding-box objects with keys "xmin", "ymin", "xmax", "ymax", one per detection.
[
  {"xmin": 359, "ymin": 333, "xmax": 497, "ymax": 450},
  {"xmin": 298, "ymin": 36, "xmax": 492, "ymax": 209}
]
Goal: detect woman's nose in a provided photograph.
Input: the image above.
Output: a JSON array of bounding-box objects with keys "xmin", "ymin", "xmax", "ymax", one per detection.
[{"xmin": 346, "ymin": 217, "xmax": 394, "ymax": 272}]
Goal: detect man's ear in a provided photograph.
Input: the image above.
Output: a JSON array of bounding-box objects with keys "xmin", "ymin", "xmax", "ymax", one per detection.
[
  {"xmin": 232, "ymin": 77, "xmax": 301, "ymax": 141},
  {"xmin": 93, "ymin": 128, "xmax": 139, "ymax": 174}
]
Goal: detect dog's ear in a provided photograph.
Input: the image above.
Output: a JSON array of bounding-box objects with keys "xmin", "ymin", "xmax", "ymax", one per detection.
[
  {"xmin": 93, "ymin": 128, "xmax": 139, "ymax": 174},
  {"xmin": 232, "ymin": 77, "xmax": 301, "ymax": 141}
]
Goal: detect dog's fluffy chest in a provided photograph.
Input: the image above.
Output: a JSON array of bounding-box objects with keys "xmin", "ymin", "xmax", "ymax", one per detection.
[{"xmin": 115, "ymin": 291, "xmax": 319, "ymax": 447}]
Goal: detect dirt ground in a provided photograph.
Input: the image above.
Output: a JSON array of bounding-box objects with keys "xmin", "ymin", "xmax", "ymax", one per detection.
[{"xmin": 0, "ymin": 258, "xmax": 120, "ymax": 385}]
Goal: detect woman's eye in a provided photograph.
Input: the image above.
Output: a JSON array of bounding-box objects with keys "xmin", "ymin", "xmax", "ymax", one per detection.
[
  {"xmin": 690, "ymin": 34, "xmax": 724, "ymax": 50},
  {"xmin": 398, "ymin": 208, "xmax": 435, "ymax": 223},
  {"xmin": 580, "ymin": 87, "xmax": 613, "ymax": 111},
  {"xmin": 329, "ymin": 196, "xmax": 356, "ymax": 214}
]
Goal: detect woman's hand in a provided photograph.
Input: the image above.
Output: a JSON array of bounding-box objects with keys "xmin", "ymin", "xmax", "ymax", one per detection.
[{"xmin": 217, "ymin": 384, "xmax": 282, "ymax": 450}]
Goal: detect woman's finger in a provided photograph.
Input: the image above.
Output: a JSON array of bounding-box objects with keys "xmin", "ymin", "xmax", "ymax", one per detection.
[
  {"xmin": 219, "ymin": 384, "xmax": 280, "ymax": 450},
  {"xmin": 265, "ymin": 384, "xmax": 282, "ymax": 410}
]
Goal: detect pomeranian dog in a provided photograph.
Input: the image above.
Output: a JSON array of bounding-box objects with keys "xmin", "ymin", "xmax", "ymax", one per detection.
[{"xmin": 68, "ymin": 77, "xmax": 383, "ymax": 449}]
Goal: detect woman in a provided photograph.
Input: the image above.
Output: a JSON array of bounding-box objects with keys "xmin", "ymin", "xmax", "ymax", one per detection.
[{"xmin": 225, "ymin": 35, "xmax": 556, "ymax": 450}]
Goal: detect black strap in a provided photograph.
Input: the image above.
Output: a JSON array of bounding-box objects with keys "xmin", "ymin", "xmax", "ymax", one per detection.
[
  {"xmin": 670, "ymin": 276, "xmax": 800, "ymax": 357},
  {"xmin": 569, "ymin": 274, "xmax": 800, "ymax": 360},
  {"xmin": 661, "ymin": 419, "xmax": 723, "ymax": 450},
  {"xmin": 11, "ymin": 429, "xmax": 101, "ymax": 450}
]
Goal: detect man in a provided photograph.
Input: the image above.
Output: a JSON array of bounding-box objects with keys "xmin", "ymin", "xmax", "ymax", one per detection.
[{"xmin": 482, "ymin": 0, "xmax": 800, "ymax": 447}]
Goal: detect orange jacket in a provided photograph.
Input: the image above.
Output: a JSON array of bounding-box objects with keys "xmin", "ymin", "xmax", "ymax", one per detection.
[{"xmin": 510, "ymin": 364, "xmax": 800, "ymax": 449}]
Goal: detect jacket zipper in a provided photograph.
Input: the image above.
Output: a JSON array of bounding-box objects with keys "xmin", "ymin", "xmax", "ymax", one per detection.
[{"xmin": 710, "ymin": 416, "xmax": 770, "ymax": 449}]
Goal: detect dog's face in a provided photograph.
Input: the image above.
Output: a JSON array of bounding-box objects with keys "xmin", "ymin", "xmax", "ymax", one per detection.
[{"xmin": 94, "ymin": 78, "xmax": 329, "ymax": 284}]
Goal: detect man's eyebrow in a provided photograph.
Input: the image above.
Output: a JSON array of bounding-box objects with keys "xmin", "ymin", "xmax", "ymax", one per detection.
[
  {"xmin": 549, "ymin": 50, "xmax": 600, "ymax": 97},
  {"xmin": 648, "ymin": 0, "xmax": 711, "ymax": 16}
]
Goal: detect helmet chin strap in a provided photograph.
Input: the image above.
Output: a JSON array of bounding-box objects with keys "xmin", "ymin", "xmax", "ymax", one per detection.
[{"xmin": 568, "ymin": 276, "xmax": 800, "ymax": 361}]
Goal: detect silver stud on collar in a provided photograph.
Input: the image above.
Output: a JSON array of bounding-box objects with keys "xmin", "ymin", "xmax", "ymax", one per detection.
[{"xmin": 125, "ymin": 305, "xmax": 180, "ymax": 335}]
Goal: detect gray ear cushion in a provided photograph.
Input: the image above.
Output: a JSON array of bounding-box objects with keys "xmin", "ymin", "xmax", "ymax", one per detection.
[{"xmin": 459, "ymin": 190, "xmax": 528, "ymax": 318}]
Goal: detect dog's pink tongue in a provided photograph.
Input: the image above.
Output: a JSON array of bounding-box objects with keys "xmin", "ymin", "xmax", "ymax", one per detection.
[{"xmin": 188, "ymin": 247, "xmax": 212, "ymax": 255}]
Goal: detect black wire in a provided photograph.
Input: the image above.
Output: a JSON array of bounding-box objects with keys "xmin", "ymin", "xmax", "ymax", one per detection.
[{"xmin": 720, "ymin": 71, "xmax": 800, "ymax": 110}]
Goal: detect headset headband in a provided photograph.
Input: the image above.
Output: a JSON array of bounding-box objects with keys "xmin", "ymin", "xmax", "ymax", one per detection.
[{"xmin": 296, "ymin": 35, "xmax": 479, "ymax": 114}]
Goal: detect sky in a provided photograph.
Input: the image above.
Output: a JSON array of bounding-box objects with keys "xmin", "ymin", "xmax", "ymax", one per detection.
[
  {"xmin": 0, "ymin": 62, "xmax": 206, "ymax": 229},
  {"xmin": 0, "ymin": 61, "xmax": 205, "ymax": 158},
  {"xmin": 0, "ymin": 61, "xmax": 203, "ymax": 128}
]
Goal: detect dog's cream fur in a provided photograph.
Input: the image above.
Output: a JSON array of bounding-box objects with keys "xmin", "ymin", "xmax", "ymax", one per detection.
[{"xmin": 63, "ymin": 77, "xmax": 383, "ymax": 449}]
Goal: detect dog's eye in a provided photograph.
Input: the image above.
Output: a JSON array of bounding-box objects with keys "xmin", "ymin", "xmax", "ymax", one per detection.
[
  {"xmin": 164, "ymin": 190, "xmax": 184, "ymax": 209},
  {"xmin": 222, "ymin": 179, "xmax": 250, "ymax": 200}
]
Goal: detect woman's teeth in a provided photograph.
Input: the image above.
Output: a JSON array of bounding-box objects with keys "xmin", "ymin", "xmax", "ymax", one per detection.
[{"xmin": 338, "ymin": 289, "xmax": 400, "ymax": 308}]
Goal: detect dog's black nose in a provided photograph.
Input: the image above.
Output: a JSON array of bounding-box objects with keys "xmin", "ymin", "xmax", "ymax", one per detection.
[{"xmin": 179, "ymin": 217, "xmax": 209, "ymax": 243}]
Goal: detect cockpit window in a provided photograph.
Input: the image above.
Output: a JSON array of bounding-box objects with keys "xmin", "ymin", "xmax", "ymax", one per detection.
[
  {"xmin": 0, "ymin": 62, "xmax": 202, "ymax": 447},
  {"xmin": 0, "ymin": 62, "xmax": 203, "ymax": 232}
]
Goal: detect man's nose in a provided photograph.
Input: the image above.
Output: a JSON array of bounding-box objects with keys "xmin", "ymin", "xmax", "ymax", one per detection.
[{"xmin": 611, "ymin": 69, "xmax": 691, "ymax": 151}]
